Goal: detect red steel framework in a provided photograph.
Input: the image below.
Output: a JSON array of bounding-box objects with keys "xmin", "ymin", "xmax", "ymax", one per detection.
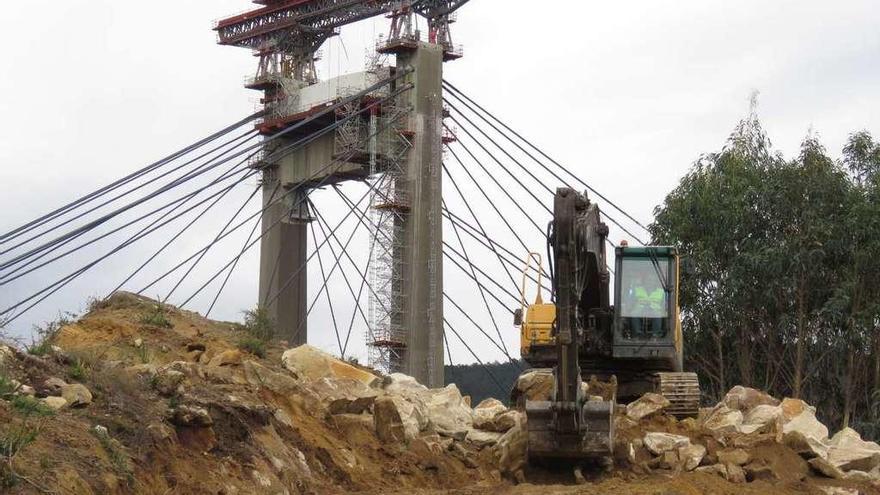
[{"xmin": 215, "ymin": 0, "xmax": 468, "ymax": 85}]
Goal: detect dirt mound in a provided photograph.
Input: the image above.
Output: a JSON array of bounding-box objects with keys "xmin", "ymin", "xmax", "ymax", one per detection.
[{"xmin": 0, "ymin": 292, "xmax": 878, "ymax": 495}]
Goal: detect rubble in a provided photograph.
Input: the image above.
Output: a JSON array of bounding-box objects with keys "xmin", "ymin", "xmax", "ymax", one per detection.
[
  {"xmin": 2, "ymin": 293, "xmax": 878, "ymax": 494},
  {"xmin": 626, "ymin": 392, "xmax": 670, "ymax": 421},
  {"xmin": 644, "ymin": 432, "xmax": 691, "ymax": 455}
]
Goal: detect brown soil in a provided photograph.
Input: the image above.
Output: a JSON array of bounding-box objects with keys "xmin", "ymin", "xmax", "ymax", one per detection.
[{"xmin": 1, "ymin": 292, "xmax": 878, "ymax": 495}]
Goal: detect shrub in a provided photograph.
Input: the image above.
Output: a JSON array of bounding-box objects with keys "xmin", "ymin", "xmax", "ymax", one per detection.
[
  {"xmin": 242, "ymin": 306, "xmax": 274, "ymax": 342},
  {"xmin": 237, "ymin": 337, "xmax": 267, "ymax": 359},
  {"xmin": 92, "ymin": 428, "xmax": 133, "ymax": 486},
  {"xmin": 138, "ymin": 302, "xmax": 173, "ymax": 329},
  {"xmin": 26, "ymin": 312, "xmax": 75, "ymax": 356},
  {"xmin": 68, "ymin": 359, "xmax": 87, "ymax": 381}
]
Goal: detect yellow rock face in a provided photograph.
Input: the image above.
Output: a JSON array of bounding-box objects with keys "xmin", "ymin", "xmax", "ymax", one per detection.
[{"xmin": 282, "ymin": 345, "xmax": 378, "ymax": 385}]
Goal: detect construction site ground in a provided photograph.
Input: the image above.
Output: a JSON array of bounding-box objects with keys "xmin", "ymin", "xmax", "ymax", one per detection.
[{"xmin": 0, "ymin": 293, "xmax": 876, "ymax": 495}]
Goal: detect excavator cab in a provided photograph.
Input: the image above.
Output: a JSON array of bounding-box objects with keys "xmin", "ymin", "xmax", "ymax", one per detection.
[{"xmin": 612, "ymin": 246, "xmax": 684, "ymax": 371}]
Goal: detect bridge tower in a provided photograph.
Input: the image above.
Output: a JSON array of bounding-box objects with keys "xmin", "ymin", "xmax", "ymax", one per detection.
[{"xmin": 215, "ymin": 0, "xmax": 464, "ymax": 386}]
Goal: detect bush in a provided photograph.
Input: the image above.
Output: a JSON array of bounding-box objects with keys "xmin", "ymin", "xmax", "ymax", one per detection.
[
  {"xmin": 9, "ymin": 396, "xmax": 54, "ymax": 418},
  {"xmin": 242, "ymin": 306, "xmax": 275, "ymax": 341},
  {"xmin": 92, "ymin": 427, "xmax": 134, "ymax": 486},
  {"xmin": 68, "ymin": 359, "xmax": 87, "ymax": 381},
  {"xmin": 26, "ymin": 312, "xmax": 74, "ymax": 356},
  {"xmin": 237, "ymin": 337, "xmax": 267, "ymax": 359},
  {"xmin": 138, "ymin": 302, "xmax": 172, "ymax": 329}
]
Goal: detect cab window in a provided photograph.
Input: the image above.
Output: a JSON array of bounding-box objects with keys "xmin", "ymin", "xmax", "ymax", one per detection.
[{"xmin": 619, "ymin": 257, "xmax": 670, "ymax": 339}]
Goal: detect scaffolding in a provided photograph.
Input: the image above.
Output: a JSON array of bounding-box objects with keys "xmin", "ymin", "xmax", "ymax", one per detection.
[{"xmin": 365, "ymin": 84, "xmax": 414, "ymax": 374}]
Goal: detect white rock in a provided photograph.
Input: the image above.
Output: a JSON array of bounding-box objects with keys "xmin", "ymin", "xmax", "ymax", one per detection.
[
  {"xmin": 702, "ymin": 405, "xmax": 744, "ymax": 436},
  {"xmin": 466, "ymin": 429, "xmax": 503, "ymax": 448},
  {"xmin": 42, "ymin": 396, "xmax": 68, "ymax": 410},
  {"xmin": 843, "ymin": 470, "xmax": 876, "ymax": 482},
  {"xmin": 281, "ymin": 345, "xmax": 377, "ymax": 385},
  {"xmin": 61, "ymin": 383, "xmax": 92, "ymax": 407},
  {"xmin": 721, "ymin": 386, "xmax": 779, "ymax": 412},
  {"xmin": 626, "ymin": 393, "xmax": 670, "ymax": 421},
  {"xmin": 93, "ymin": 425, "xmax": 109, "ymax": 437},
  {"xmin": 809, "ymin": 457, "xmax": 845, "ymax": 479},
  {"xmin": 782, "ymin": 409, "xmax": 829, "ymax": 459},
  {"xmin": 741, "ymin": 404, "xmax": 783, "ymax": 434},
  {"xmin": 819, "ymin": 488, "xmax": 858, "ymax": 495},
  {"xmin": 427, "ymin": 384, "xmax": 473, "ymax": 437},
  {"xmin": 825, "ymin": 427, "xmax": 880, "ymax": 471},
  {"xmin": 678, "ymin": 443, "xmax": 707, "ymax": 471},
  {"xmin": 17, "ymin": 384, "xmax": 36, "ymax": 396},
  {"xmin": 473, "ymin": 398, "xmax": 507, "ymax": 430},
  {"xmin": 43, "ymin": 377, "xmax": 68, "ymax": 396},
  {"xmin": 0, "ymin": 345, "xmax": 13, "ymax": 366},
  {"xmin": 644, "ymin": 432, "xmax": 691, "ymax": 455},
  {"xmin": 373, "ymin": 395, "xmax": 423, "ymax": 443}
]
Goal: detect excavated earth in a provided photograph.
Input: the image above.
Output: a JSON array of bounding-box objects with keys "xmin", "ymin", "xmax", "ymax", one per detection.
[{"xmin": 0, "ymin": 292, "xmax": 877, "ymax": 495}]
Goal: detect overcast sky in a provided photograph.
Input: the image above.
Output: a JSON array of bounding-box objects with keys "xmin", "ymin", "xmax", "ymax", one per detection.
[{"xmin": 1, "ymin": 0, "xmax": 878, "ymax": 367}]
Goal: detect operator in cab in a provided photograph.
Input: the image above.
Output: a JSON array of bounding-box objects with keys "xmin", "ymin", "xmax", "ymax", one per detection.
[{"xmin": 621, "ymin": 265, "xmax": 667, "ymax": 339}]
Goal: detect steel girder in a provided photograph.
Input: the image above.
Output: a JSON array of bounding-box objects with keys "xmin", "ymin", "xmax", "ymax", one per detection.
[{"xmin": 216, "ymin": 0, "xmax": 471, "ymax": 52}]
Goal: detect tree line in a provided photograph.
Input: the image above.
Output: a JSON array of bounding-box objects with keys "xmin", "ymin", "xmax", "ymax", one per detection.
[{"xmin": 651, "ymin": 109, "xmax": 880, "ymax": 436}]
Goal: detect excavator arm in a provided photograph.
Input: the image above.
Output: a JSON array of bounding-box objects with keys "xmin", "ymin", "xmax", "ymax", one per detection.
[{"xmin": 524, "ymin": 188, "xmax": 614, "ymax": 461}]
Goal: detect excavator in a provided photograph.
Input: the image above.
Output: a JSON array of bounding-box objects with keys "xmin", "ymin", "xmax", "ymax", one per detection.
[{"xmin": 512, "ymin": 187, "xmax": 700, "ymax": 462}]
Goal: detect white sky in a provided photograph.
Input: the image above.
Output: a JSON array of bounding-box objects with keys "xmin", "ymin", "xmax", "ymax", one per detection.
[{"xmin": 1, "ymin": 0, "xmax": 878, "ymax": 367}]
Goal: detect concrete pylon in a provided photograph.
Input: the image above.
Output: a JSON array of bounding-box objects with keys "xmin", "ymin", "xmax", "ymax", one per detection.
[
  {"xmin": 393, "ymin": 43, "xmax": 445, "ymax": 388},
  {"xmin": 258, "ymin": 171, "xmax": 310, "ymax": 346}
]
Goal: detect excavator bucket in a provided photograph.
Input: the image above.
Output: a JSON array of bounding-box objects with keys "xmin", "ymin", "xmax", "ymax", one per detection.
[{"xmin": 525, "ymin": 399, "xmax": 614, "ymax": 461}]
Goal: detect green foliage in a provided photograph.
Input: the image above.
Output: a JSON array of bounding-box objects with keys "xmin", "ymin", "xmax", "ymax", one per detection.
[
  {"xmin": 9, "ymin": 396, "xmax": 54, "ymax": 418},
  {"xmin": 138, "ymin": 301, "xmax": 173, "ymax": 329},
  {"xmin": 134, "ymin": 345, "xmax": 151, "ymax": 364},
  {"xmin": 68, "ymin": 359, "xmax": 87, "ymax": 381},
  {"xmin": 86, "ymin": 296, "xmax": 112, "ymax": 314},
  {"xmin": 0, "ymin": 373, "xmax": 53, "ymax": 488},
  {"xmin": 26, "ymin": 312, "xmax": 75, "ymax": 356},
  {"xmin": 242, "ymin": 306, "xmax": 275, "ymax": 342},
  {"xmin": 237, "ymin": 337, "xmax": 267, "ymax": 359},
  {"xmin": 0, "ymin": 375, "xmax": 18, "ymax": 399},
  {"xmin": 651, "ymin": 111, "xmax": 880, "ymax": 435},
  {"xmin": 92, "ymin": 428, "xmax": 134, "ymax": 486}
]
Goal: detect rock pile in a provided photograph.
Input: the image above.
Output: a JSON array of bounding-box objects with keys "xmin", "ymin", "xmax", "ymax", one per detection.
[
  {"xmin": 618, "ymin": 384, "xmax": 880, "ymax": 486},
  {"xmin": 281, "ymin": 345, "xmax": 521, "ymax": 451}
]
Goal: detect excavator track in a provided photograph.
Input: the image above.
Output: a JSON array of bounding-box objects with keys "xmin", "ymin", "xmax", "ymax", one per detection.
[{"xmin": 653, "ymin": 372, "xmax": 700, "ymax": 418}]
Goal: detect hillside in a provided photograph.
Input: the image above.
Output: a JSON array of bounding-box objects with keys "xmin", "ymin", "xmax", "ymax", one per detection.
[{"xmin": 0, "ymin": 293, "xmax": 877, "ymax": 494}]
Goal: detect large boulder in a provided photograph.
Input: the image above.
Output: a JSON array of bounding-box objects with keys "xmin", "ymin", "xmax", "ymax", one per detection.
[
  {"xmin": 427, "ymin": 384, "xmax": 473, "ymax": 437},
  {"xmin": 679, "ymin": 443, "xmax": 707, "ymax": 471},
  {"xmin": 43, "ymin": 377, "xmax": 68, "ymax": 396},
  {"xmin": 780, "ymin": 398, "xmax": 813, "ymax": 421},
  {"xmin": 644, "ymin": 432, "xmax": 691, "ymax": 455},
  {"xmin": 42, "ymin": 396, "xmax": 68, "ymax": 411},
  {"xmin": 373, "ymin": 395, "xmax": 423, "ymax": 444},
  {"xmin": 170, "ymin": 405, "xmax": 213, "ymax": 427},
  {"xmin": 782, "ymin": 408, "xmax": 829, "ymax": 459},
  {"xmin": 494, "ymin": 413, "xmax": 527, "ymax": 477},
  {"xmin": 281, "ymin": 345, "xmax": 377, "ymax": 386},
  {"xmin": 626, "ymin": 393, "xmax": 670, "ymax": 421},
  {"xmin": 721, "ymin": 386, "xmax": 779, "ymax": 412},
  {"xmin": 207, "ymin": 349, "xmax": 244, "ymax": 367},
  {"xmin": 741, "ymin": 404, "xmax": 783, "ymax": 434},
  {"xmin": 702, "ymin": 405, "xmax": 744, "ymax": 437},
  {"xmin": 510, "ymin": 369, "xmax": 554, "ymax": 407},
  {"xmin": 473, "ymin": 398, "xmax": 507, "ymax": 430},
  {"xmin": 825, "ymin": 428, "xmax": 880, "ymax": 472},
  {"xmin": 466, "ymin": 429, "xmax": 503, "ymax": 448},
  {"xmin": 61, "ymin": 383, "xmax": 92, "ymax": 407}
]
